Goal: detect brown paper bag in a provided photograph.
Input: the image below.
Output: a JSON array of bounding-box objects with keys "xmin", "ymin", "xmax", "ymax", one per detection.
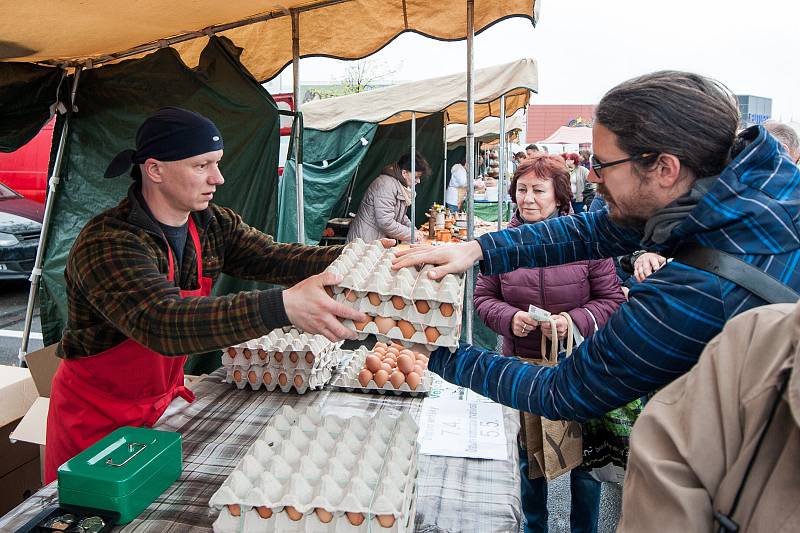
[{"xmin": 520, "ymin": 312, "xmax": 583, "ymax": 481}]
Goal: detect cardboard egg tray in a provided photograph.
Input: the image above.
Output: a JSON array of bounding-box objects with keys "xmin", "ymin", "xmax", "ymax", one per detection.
[
  {"xmin": 223, "ymin": 327, "xmax": 343, "ymax": 394},
  {"xmin": 325, "ymin": 239, "xmax": 465, "ymax": 351},
  {"xmin": 210, "ymin": 405, "xmax": 419, "ymax": 533},
  {"xmin": 330, "ymin": 347, "xmax": 432, "ymax": 397}
]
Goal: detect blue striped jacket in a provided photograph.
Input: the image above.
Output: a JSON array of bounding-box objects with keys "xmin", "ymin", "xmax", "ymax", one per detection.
[{"xmin": 429, "ymin": 126, "xmax": 800, "ymax": 421}]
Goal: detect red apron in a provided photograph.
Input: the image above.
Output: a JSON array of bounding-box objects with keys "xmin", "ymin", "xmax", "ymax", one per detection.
[{"xmin": 44, "ymin": 217, "xmax": 210, "ymax": 483}]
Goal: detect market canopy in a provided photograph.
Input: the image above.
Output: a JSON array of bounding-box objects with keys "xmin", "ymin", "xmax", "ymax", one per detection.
[
  {"xmin": 447, "ymin": 110, "xmax": 525, "ymax": 144},
  {"xmin": 538, "ymin": 125, "xmax": 593, "ymax": 145},
  {"xmin": 0, "ymin": 1, "xmax": 539, "ymax": 82},
  {"xmin": 301, "ymin": 58, "xmax": 538, "ymax": 130}
]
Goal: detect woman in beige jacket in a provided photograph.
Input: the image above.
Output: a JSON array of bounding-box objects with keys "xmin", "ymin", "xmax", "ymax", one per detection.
[
  {"xmin": 346, "ymin": 151, "xmax": 430, "ymax": 243},
  {"xmin": 620, "ymin": 301, "xmax": 800, "ymax": 532}
]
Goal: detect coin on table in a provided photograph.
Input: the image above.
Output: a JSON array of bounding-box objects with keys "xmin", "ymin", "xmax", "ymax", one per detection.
[
  {"xmin": 43, "ymin": 513, "xmax": 78, "ymax": 530},
  {"xmin": 77, "ymin": 515, "xmax": 106, "ymax": 532}
]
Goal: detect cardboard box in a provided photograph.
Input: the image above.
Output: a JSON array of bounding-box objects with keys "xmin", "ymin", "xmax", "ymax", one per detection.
[
  {"xmin": 9, "ymin": 344, "xmax": 60, "ymax": 489},
  {"xmin": 0, "ymin": 363, "xmax": 43, "ymax": 514}
]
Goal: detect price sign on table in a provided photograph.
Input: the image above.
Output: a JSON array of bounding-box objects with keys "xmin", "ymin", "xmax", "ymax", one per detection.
[{"xmin": 418, "ymin": 397, "xmax": 508, "ymax": 461}]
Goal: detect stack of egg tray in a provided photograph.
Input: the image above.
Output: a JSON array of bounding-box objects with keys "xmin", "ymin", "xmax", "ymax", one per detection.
[
  {"xmin": 330, "ymin": 348, "xmax": 431, "ymax": 397},
  {"xmin": 325, "ymin": 239, "xmax": 465, "ymax": 351},
  {"xmin": 210, "ymin": 405, "xmax": 419, "ymax": 533},
  {"xmin": 223, "ymin": 328, "xmax": 343, "ymax": 394}
]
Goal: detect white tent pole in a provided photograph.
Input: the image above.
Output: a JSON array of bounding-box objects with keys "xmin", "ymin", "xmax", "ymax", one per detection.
[
  {"xmin": 291, "ymin": 9, "xmax": 305, "ymax": 244},
  {"xmin": 19, "ymin": 66, "xmax": 82, "ymax": 363},
  {"xmin": 442, "ymin": 122, "xmax": 448, "ymax": 206},
  {"xmin": 465, "ymin": 0, "xmax": 475, "ymax": 344},
  {"xmin": 410, "ymin": 112, "xmax": 416, "ymax": 243},
  {"xmin": 497, "ymin": 95, "xmax": 506, "ymax": 231}
]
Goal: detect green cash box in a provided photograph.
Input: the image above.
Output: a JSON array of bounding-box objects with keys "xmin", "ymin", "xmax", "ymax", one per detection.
[{"xmin": 57, "ymin": 426, "xmax": 182, "ymax": 524}]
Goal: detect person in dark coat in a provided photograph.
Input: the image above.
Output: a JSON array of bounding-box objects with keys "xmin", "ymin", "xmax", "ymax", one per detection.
[{"xmin": 474, "ymin": 154, "xmax": 626, "ymax": 533}]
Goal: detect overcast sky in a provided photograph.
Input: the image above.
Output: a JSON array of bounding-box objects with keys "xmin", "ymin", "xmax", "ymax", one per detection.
[{"xmin": 278, "ymin": 0, "xmax": 799, "ymax": 121}]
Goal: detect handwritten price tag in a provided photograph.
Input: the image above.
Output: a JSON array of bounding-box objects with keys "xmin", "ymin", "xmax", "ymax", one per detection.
[{"xmin": 418, "ymin": 397, "xmax": 508, "ymax": 460}]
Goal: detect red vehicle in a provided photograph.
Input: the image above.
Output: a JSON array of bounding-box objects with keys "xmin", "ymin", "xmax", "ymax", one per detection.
[{"xmin": 0, "ymin": 118, "xmax": 55, "ymax": 204}]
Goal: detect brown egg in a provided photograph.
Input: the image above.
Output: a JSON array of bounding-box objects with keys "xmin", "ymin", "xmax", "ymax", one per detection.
[
  {"xmin": 425, "ymin": 326, "xmax": 441, "ymax": 343},
  {"xmin": 397, "ymin": 319, "xmax": 416, "ymax": 339},
  {"xmin": 289, "ymin": 351, "xmax": 298, "ymax": 364},
  {"xmin": 373, "ymin": 347, "xmax": 387, "ymax": 357},
  {"xmin": 391, "ymin": 295, "xmax": 406, "ymax": 310},
  {"xmin": 293, "ymin": 375, "xmax": 304, "ymax": 387},
  {"xmin": 440, "ymin": 302, "xmax": 455, "ymax": 317},
  {"xmin": 353, "ymin": 315, "xmax": 373, "ymax": 331},
  {"xmin": 256, "ymin": 506, "xmax": 273, "ymax": 519},
  {"xmin": 374, "ymin": 341, "xmax": 388, "ymax": 350},
  {"xmin": 233, "ymin": 369, "xmax": 242, "ymax": 382},
  {"xmin": 397, "ymin": 354, "xmax": 414, "ymax": 374},
  {"xmin": 365, "ymin": 354, "xmax": 382, "ymax": 373},
  {"xmin": 305, "ymin": 352, "xmax": 315, "ymax": 364},
  {"xmin": 247, "ymin": 370, "xmax": 258, "ymax": 384},
  {"xmin": 324, "ymin": 286, "xmax": 335, "ymax": 298},
  {"xmin": 367, "ymin": 292, "xmax": 382, "ymax": 306},
  {"xmin": 226, "ymin": 347, "xmax": 237, "ymax": 357},
  {"xmin": 243, "ymin": 348, "xmax": 252, "ymax": 360},
  {"xmin": 415, "ymin": 300, "xmax": 430, "ymax": 314},
  {"xmin": 406, "ymin": 371, "xmax": 421, "ymax": 390},
  {"xmin": 346, "ymin": 290, "xmax": 358, "ymax": 302},
  {"xmin": 413, "ymin": 364, "xmax": 424, "ymax": 375},
  {"xmin": 285, "ymin": 506, "xmax": 303, "ymax": 521},
  {"xmin": 257, "ymin": 348, "xmax": 268, "ymax": 361},
  {"xmin": 378, "ymin": 514, "xmax": 396, "ymax": 527},
  {"xmin": 385, "ymin": 358, "xmax": 397, "ymax": 369},
  {"xmin": 381, "ymin": 362, "xmax": 392, "ymax": 373},
  {"xmin": 315, "ymin": 508, "xmax": 333, "ymax": 523},
  {"xmin": 274, "ymin": 352, "xmax": 284, "ymax": 363},
  {"xmin": 346, "ymin": 512, "xmax": 365, "ymax": 526},
  {"xmin": 278, "ymin": 373, "xmax": 288, "ymax": 386},
  {"xmin": 399, "ymin": 348, "xmax": 414, "ymax": 356},
  {"xmin": 416, "ymin": 353, "xmax": 429, "ymax": 364},
  {"xmin": 389, "ymin": 371, "xmax": 405, "ymax": 388},
  {"xmin": 387, "ymin": 346, "xmax": 400, "ymax": 356},
  {"xmin": 374, "ymin": 316, "xmax": 396, "ymax": 334},
  {"xmin": 263, "ymin": 371, "xmax": 273, "ymax": 385},
  {"xmin": 358, "ymin": 369, "xmax": 373, "ymax": 387},
  {"xmin": 227, "ymin": 504, "xmax": 241, "ymax": 517},
  {"xmin": 373, "ymin": 369, "xmax": 389, "ymax": 387}
]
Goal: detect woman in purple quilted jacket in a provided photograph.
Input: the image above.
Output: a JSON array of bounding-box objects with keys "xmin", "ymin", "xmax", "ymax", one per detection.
[{"xmin": 475, "ymin": 153, "xmax": 625, "ymax": 533}]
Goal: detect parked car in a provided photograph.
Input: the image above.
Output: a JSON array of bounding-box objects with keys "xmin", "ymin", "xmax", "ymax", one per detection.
[{"xmin": 0, "ymin": 182, "xmax": 42, "ymax": 280}]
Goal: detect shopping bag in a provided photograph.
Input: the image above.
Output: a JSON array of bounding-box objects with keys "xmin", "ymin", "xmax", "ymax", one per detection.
[
  {"xmin": 519, "ymin": 312, "xmax": 584, "ymax": 481},
  {"xmin": 581, "ymin": 397, "xmax": 645, "ymax": 483}
]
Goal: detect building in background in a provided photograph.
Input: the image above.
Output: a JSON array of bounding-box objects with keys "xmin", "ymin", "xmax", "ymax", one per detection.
[
  {"xmin": 736, "ymin": 95, "xmax": 772, "ymax": 128},
  {"xmin": 525, "ymin": 104, "xmax": 596, "ymax": 145}
]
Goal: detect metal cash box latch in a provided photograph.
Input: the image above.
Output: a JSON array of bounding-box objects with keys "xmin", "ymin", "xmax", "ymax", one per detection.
[{"xmin": 106, "ymin": 442, "xmax": 147, "ymax": 467}]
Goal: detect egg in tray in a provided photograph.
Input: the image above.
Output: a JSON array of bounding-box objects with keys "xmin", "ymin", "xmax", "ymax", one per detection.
[
  {"xmin": 223, "ymin": 328, "xmax": 343, "ymax": 394},
  {"xmin": 210, "ymin": 405, "xmax": 419, "ymax": 533},
  {"xmin": 330, "ymin": 343, "xmax": 432, "ymax": 396},
  {"xmin": 325, "ymin": 239, "xmax": 465, "ymax": 351}
]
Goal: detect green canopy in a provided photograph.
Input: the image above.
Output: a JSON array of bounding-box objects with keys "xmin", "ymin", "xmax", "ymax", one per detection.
[{"xmin": 278, "ymin": 113, "xmax": 445, "ymax": 244}]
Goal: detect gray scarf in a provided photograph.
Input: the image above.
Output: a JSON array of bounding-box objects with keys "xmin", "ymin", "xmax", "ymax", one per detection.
[{"xmin": 641, "ymin": 177, "xmax": 717, "ymax": 246}]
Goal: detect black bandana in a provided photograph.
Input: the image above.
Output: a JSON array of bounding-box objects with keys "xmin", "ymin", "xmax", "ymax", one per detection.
[{"xmin": 104, "ymin": 107, "xmax": 224, "ymax": 179}]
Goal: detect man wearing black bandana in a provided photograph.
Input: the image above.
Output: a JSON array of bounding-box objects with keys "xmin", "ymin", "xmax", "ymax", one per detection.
[{"xmin": 44, "ymin": 107, "xmax": 376, "ymax": 482}]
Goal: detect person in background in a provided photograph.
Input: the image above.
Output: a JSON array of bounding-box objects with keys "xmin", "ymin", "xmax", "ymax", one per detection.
[
  {"xmin": 475, "ymin": 154, "xmax": 625, "ymax": 533},
  {"xmin": 579, "ymin": 148, "xmax": 592, "ymax": 170},
  {"xmin": 526, "ymin": 144, "xmax": 541, "ymax": 159},
  {"xmin": 445, "ymin": 156, "xmax": 468, "ymax": 212},
  {"xmin": 763, "ymin": 120, "xmax": 800, "ymax": 163},
  {"xmin": 347, "ymin": 151, "xmax": 430, "ymax": 243},
  {"xmin": 619, "ymin": 300, "xmax": 800, "ymax": 532},
  {"xmin": 561, "ymin": 152, "xmax": 589, "ymax": 212}
]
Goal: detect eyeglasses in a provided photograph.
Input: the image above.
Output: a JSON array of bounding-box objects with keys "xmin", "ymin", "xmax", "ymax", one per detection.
[{"xmin": 590, "ymin": 153, "xmax": 657, "ymax": 177}]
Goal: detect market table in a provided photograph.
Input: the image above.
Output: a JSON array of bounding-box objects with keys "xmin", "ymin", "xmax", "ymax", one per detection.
[{"xmin": 0, "ymin": 368, "xmax": 521, "ymax": 532}]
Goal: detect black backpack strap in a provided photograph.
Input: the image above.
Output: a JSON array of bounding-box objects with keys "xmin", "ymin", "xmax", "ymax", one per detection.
[{"xmin": 673, "ymin": 244, "xmax": 800, "ymax": 304}]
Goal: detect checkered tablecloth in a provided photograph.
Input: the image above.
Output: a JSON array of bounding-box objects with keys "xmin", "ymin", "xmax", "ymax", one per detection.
[{"xmin": 0, "ymin": 369, "xmax": 521, "ymax": 532}]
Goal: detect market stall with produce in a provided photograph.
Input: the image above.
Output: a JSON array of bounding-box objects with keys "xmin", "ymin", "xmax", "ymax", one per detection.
[{"xmin": 0, "ymin": 0, "xmax": 541, "ymax": 531}]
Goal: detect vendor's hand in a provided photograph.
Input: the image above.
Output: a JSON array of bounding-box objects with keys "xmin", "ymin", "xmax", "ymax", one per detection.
[
  {"xmin": 413, "ymin": 231, "xmax": 425, "ymax": 243},
  {"xmin": 391, "ymin": 240, "xmax": 482, "ymax": 280},
  {"xmin": 540, "ymin": 315, "xmax": 569, "ymax": 340},
  {"xmin": 634, "ymin": 252, "xmax": 667, "ymax": 282},
  {"xmin": 512, "ymin": 311, "xmax": 538, "ymax": 337},
  {"xmin": 283, "ymin": 271, "xmax": 367, "ymax": 342}
]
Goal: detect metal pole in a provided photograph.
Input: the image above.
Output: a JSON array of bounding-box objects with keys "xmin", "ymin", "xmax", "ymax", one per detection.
[
  {"xmin": 442, "ymin": 122, "xmax": 448, "ymax": 206},
  {"xmin": 465, "ymin": 0, "xmax": 475, "ymax": 344},
  {"xmin": 19, "ymin": 66, "xmax": 82, "ymax": 362},
  {"xmin": 292, "ymin": 9, "xmax": 305, "ymax": 244},
  {"xmin": 410, "ymin": 112, "xmax": 416, "ymax": 243},
  {"xmin": 497, "ymin": 95, "xmax": 506, "ymax": 231}
]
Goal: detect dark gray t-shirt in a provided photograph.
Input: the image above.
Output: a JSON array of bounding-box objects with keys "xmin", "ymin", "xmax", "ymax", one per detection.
[{"xmin": 160, "ymin": 221, "xmax": 189, "ymax": 271}]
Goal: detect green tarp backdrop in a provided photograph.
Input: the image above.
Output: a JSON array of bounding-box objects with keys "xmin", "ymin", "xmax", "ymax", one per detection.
[
  {"xmin": 30, "ymin": 37, "xmax": 281, "ymax": 373},
  {"xmin": 278, "ymin": 113, "xmax": 445, "ymax": 244}
]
